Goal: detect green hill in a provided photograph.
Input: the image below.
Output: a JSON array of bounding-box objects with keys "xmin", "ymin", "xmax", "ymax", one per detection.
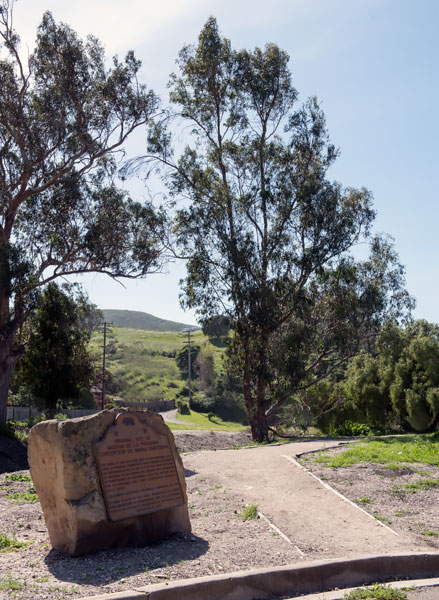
[
  {"xmin": 90, "ymin": 327, "xmax": 225, "ymax": 406},
  {"xmin": 102, "ymin": 309, "xmax": 197, "ymax": 332}
]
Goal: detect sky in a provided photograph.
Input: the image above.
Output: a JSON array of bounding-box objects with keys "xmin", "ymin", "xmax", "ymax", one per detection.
[{"xmin": 11, "ymin": 0, "xmax": 439, "ymax": 326}]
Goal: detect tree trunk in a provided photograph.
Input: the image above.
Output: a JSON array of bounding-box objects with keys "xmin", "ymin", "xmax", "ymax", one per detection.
[
  {"xmin": 0, "ymin": 340, "xmax": 15, "ymax": 424},
  {"xmin": 240, "ymin": 333, "xmax": 271, "ymax": 442},
  {"xmin": 243, "ymin": 360, "xmax": 269, "ymax": 442},
  {"xmin": 249, "ymin": 402, "xmax": 269, "ymax": 443}
]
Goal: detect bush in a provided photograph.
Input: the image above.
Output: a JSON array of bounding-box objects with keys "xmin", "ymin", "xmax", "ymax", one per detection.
[
  {"xmin": 176, "ymin": 399, "xmax": 191, "ymax": 415},
  {"xmin": 333, "ymin": 421, "xmax": 371, "ymax": 437}
]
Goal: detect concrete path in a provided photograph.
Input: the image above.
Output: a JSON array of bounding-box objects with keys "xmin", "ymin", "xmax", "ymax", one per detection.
[
  {"xmin": 159, "ymin": 409, "xmax": 191, "ymax": 425},
  {"xmin": 183, "ymin": 440, "xmax": 431, "ymax": 559}
]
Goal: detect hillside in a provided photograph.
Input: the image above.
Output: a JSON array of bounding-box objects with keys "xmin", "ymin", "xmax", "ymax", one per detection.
[
  {"xmin": 102, "ymin": 309, "xmax": 197, "ymax": 332},
  {"xmin": 88, "ymin": 326, "xmax": 247, "ymax": 423}
]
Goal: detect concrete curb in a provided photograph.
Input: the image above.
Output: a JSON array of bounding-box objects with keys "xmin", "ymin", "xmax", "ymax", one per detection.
[{"xmin": 81, "ymin": 552, "xmax": 439, "ymax": 600}]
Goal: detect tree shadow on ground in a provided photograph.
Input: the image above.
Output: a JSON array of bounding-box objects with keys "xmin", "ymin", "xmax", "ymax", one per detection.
[{"xmin": 44, "ymin": 532, "xmax": 209, "ymax": 585}]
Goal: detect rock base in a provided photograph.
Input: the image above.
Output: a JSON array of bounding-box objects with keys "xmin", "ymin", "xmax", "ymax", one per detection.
[{"xmin": 28, "ymin": 409, "xmax": 191, "ymax": 556}]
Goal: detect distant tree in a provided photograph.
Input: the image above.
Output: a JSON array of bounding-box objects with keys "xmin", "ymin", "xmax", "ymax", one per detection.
[
  {"xmin": 196, "ymin": 345, "xmax": 216, "ymax": 395},
  {"xmin": 0, "ymin": 2, "xmax": 165, "ymax": 422},
  {"xmin": 140, "ymin": 18, "xmax": 412, "ymax": 441},
  {"xmin": 202, "ymin": 315, "xmax": 231, "ymax": 339},
  {"xmin": 175, "ymin": 344, "xmax": 200, "ymax": 380},
  {"xmin": 16, "ymin": 283, "xmax": 97, "ymax": 417}
]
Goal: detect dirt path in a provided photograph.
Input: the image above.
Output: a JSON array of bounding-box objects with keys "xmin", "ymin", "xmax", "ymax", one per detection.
[{"xmin": 183, "ymin": 440, "xmax": 431, "ymax": 559}]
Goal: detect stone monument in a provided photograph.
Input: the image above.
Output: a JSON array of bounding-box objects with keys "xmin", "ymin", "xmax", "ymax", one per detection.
[{"xmin": 28, "ymin": 409, "xmax": 191, "ymax": 556}]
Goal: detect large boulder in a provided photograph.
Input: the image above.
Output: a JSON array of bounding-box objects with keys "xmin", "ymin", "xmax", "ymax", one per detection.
[{"xmin": 28, "ymin": 409, "xmax": 191, "ymax": 556}]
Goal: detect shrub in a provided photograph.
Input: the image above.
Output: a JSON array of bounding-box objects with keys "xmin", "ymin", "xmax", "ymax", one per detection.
[
  {"xmin": 333, "ymin": 421, "xmax": 371, "ymax": 437},
  {"xmin": 176, "ymin": 399, "xmax": 191, "ymax": 415}
]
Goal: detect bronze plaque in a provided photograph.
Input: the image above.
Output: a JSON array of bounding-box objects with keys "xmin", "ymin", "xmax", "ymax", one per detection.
[{"xmin": 94, "ymin": 412, "xmax": 184, "ymax": 521}]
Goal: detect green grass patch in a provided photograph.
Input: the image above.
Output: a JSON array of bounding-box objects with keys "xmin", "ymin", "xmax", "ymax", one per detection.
[
  {"xmin": 4, "ymin": 473, "xmax": 31, "ymax": 483},
  {"xmin": 314, "ymin": 434, "xmax": 439, "ymax": 468},
  {"xmin": 356, "ymin": 496, "xmax": 374, "ymax": 505},
  {"xmin": 168, "ymin": 410, "xmax": 247, "ymax": 432},
  {"xmin": 0, "ymin": 573, "xmax": 26, "ymax": 591},
  {"xmin": 343, "ymin": 584, "xmax": 407, "ymax": 599},
  {"xmin": 6, "ymin": 485, "xmax": 38, "ymax": 504},
  {"xmin": 238, "ymin": 504, "xmax": 259, "ymax": 520},
  {"xmin": 0, "ymin": 533, "xmax": 32, "ymax": 552},
  {"xmin": 372, "ymin": 513, "xmax": 392, "ymax": 525},
  {"xmin": 402, "ymin": 478, "xmax": 439, "ymax": 492},
  {"xmin": 421, "ymin": 529, "xmax": 439, "ymax": 537}
]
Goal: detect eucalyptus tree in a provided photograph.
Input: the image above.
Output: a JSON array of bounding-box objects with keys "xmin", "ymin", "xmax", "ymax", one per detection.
[
  {"xmin": 0, "ymin": 2, "xmax": 165, "ymax": 422},
  {"xmin": 138, "ymin": 18, "xmax": 412, "ymax": 441}
]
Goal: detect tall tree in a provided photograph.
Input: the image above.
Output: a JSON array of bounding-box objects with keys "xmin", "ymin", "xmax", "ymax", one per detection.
[
  {"xmin": 0, "ymin": 2, "xmax": 165, "ymax": 422},
  {"xmin": 16, "ymin": 283, "xmax": 98, "ymax": 417},
  {"xmin": 139, "ymin": 18, "xmax": 412, "ymax": 441}
]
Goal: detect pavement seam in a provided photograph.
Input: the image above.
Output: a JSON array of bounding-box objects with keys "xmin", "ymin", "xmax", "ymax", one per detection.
[
  {"xmin": 257, "ymin": 510, "xmax": 305, "ymax": 555},
  {"xmin": 281, "ymin": 454, "xmax": 399, "ymax": 536}
]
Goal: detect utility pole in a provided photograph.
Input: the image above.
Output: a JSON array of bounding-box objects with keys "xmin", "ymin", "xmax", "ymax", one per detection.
[
  {"xmin": 182, "ymin": 327, "xmax": 197, "ymax": 408},
  {"xmin": 101, "ymin": 321, "xmax": 113, "ymax": 410}
]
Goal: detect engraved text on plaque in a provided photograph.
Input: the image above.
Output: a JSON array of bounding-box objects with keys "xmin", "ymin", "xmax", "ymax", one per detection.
[{"xmin": 94, "ymin": 412, "xmax": 185, "ymax": 521}]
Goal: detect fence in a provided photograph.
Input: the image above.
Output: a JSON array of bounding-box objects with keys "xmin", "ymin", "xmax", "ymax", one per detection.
[{"xmin": 6, "ymin": 399, "xmax": 175, "ymax": 422}]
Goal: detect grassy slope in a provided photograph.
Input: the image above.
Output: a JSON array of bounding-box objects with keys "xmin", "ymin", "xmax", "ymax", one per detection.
[{"xmin": 90, "ymin": 327, "xmax": 227, "ymax": 406}]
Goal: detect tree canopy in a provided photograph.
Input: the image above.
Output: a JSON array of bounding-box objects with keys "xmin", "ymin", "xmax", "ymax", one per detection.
[
  {"xmin": 0, "ymin": 2, "xmax": 165, "ymax": 421},
  {"xmin": 139, "ymin": 17, "xmax": 412, "ymax": 441},
  {"xmin": 15, "ymin": 283, "xmax": 99, "ymax": 417}
]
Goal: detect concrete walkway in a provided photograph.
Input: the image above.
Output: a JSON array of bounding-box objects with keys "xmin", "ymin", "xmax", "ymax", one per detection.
[
  {"xmin": 183, "ymin": 440, "xmax": 431, "ymax": 559},
  {"xmin": 158, "ymin": 409, "xmax": 191, "ymax": 425}
]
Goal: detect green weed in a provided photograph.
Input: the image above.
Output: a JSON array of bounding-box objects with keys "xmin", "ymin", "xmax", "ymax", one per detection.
[
  {"xmin": 4, "ymin": 473, "xmax": 31, "ymax": 482},
  {"xmin": 421, "ymin": 529, "xmax": 439, "ymax": 537},
  {"xmin": 6, "ymin": 484, "xmax": 38, "ymax": 504},
  {"xmin": 238, "ymin": 504, "xmax": 259, "ymax": 520},
  {"xmin": 402, "ymin": 478, "xmax": 439, "ymax": 492},
  {"xmin": 356, "ymin": 496, "xmax": 374, "ymax": 505},
  {"xmin": 373, "ymin": 513, "xmax": 392, "ymax": 525},
  {"xmin": 0, "ymin": 573, "xmax": 26, "ymax": 591},
  {"xmin": 0, "ymin": 532, "xmax": 32, "ymax": 551},
  {"xmin": 343, "ymin": 584, "xmax": 407, "ymax": 599}
]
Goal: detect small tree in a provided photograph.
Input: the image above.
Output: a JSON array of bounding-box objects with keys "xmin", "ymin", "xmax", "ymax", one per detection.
[
  {"xmin": 175, "ymin": 344, "xmax": 200, "ymax": 380},
  {"xmin": 0, "ymin": 3, "xmax": 165, "ymax": 422},
  {"xmin": 139, "ymin": 18, "xmax": 412, "ymax": 441},
  {"xmin": 16, "ymin": 283, "xmax": 97, "ymax": 417},
  {"xmin": 202, "ymin": 315, "xmax": 231, "ymax": 339}
]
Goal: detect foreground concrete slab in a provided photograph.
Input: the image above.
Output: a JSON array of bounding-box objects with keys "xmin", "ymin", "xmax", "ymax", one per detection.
[{"xmin": 81, "ymin": 553, "xmax": 439, "ymax": 600}]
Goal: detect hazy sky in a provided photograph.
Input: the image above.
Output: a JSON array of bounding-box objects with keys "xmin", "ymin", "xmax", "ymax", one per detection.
[{"xmin": 12, "ymin": 0, "xmax": 439, "ymax": 325}]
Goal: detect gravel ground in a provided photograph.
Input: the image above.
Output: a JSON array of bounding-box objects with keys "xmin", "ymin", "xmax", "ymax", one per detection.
[
  {"xmin": 0, "ymin": 430, "xmax": 296, "ymax": 600},
  {"xmin": 298, "ymin": 445, "xmax": 439, "ymax": 552},
  {"xmin": 1, "ymin": 432, "xmax": 439, "ymax": 600}
]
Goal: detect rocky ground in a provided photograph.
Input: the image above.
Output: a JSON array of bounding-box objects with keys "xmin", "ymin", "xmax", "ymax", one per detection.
[{"xmin": 0, "ymin": 431, "xmax": 439, "ymax": 600}]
